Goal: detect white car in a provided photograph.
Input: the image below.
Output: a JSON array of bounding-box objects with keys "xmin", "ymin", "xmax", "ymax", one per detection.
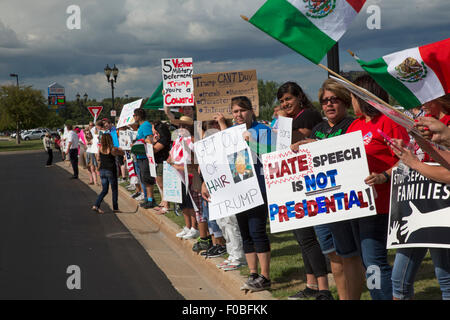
[{"xmin": 21, "ymin": 129, "xmax": 46, "ymax": 140}]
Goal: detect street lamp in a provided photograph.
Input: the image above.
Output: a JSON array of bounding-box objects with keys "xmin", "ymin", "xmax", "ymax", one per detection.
[
  {"xmin": 76, "ymin": 92, "xmax": 88, "ymax": 108},
  {"xmin": 104, "ymin": 64, "xmax": 119, "ymax": 123},
  {"xmin": 9, "ymin": 73, "xmax": 19, "ymax": 87}
]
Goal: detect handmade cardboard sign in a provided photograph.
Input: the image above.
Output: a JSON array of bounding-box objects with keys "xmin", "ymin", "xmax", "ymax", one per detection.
[
  {"xmin": 194, "ymin": 124, "xmax": 264, "ymax": 220},
  {"xmin": 163, "ymin": 161, "xmax": 183, "ymax": 203},
  {"xmin": 387, "ymin": 165, "xmax": 450, "ymax": 249},
  {"xmin": 117, "ymin": 99, "xmax": 143, "ymax": 128},
  {"xmin": 263, "ymin": 131, "xmax": 377, "ymax": 233},
  {"xmin": 193, "ymin": 69, "xmax": 259, "ymax": 121},
  {"xmin": 162, "ymin": 57, "xmax": 194, "ymax": 107},
  {"xmin": 276, "ymin": 116, "xmax": 293, "ymax": 151}
]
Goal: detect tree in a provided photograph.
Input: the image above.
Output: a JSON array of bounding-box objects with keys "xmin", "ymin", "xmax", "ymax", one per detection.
[
  {"xmin": 0, "ymin": 85, "xmax": 49, "ymax": 144},
  {"xmin": 257, "ymin": 79, "xmax": 279, "ymax": 121}
]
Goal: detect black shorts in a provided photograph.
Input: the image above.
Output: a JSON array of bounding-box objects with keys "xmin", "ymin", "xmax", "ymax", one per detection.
[
  {"xmin": 137, "ymin": 158, "xmax": 155, "ymax": 185},
  {"xmin": 179, "ymin": 184, "xmax": 194, "ymax": 210},
  {"xmin": 115, "ymin": 155, "xmax": 124, "ymax": 166}
]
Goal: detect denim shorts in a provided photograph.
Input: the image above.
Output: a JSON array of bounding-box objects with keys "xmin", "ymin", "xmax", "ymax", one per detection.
[
  {"xmin": 328, "ymin": 220, "xmax": 359, "ymax": 258},
  {"xmin": 86, "ymin": 152, "xmax": 98, "ymax": 167},
  {"xmin": 314, "ymin": 224, "xmax": 335, "ymax": 255}
]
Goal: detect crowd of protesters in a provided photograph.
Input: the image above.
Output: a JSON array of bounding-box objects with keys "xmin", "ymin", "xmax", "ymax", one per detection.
[{"xmin": 52, "ymin": 74, "xmax": 450, "ymax": 300}]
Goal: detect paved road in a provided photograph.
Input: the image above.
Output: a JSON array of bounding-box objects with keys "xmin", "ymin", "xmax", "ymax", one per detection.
[{"xmin": 0, "ymin": 151, "xmax": 184, "ymax": 300}]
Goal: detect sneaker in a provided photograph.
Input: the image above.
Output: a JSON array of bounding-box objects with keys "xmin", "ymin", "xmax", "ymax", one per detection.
[
  {"xmin": 241, "ymin": 273, "xmax": 259, "ymax": 290},
  {"xmin": 316, "ymin": 290, "xmax": 334, "ymax": 300},
  {"xmin": 176, "ymin": 226, "xmax": 190, "ymax": 238},
  {"xmin": 126, "ymin": 184, "xmax": 136, "ymax": 191},
  {"xmin": 192, "ymin": 237, "xmax": 212, "ymax": 253},
  {"xmin": 131, "ymin": 192, "xmax": 141, "ymax": 199},
  {"xmin": 182, "ymin": 228, "xmax": 200, "ymax": 240},
  {"xmin": 142, "ymin": 201, "xmax": 155, "ymax": 209},
  {"xmin": 288, "ymin": 287, "xmax": 320, "ymax": 300},
  {"xmin": 222, "ymin": 261, "xmax": 243, "ymax": 271},
  {"xmin": 201, "ymin": 244, "xmax": 226, "ymax": 258},
  {"xmin": 135, "ymin": 194, "xmax": 145, "ymax": 201},
  {"xmin": 216, "ymin": 259, "xmax": 231, "ymax": 269},
  {"xmin": 246, "ymin": 274, "xmax": 271, "ymax": 292}
]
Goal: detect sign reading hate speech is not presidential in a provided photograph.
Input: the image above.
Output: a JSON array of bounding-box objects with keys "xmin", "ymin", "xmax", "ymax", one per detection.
[
  {"xmin": 263, "ymin": 131, "xmax": 377, "ymax": 233},
  {"xmin": 162, "ymin": 58, "xmax": 194, "ymax": 107},
  {"xmin": 193, "ymin": 69, "xmax": 259, "ymax": 121}
]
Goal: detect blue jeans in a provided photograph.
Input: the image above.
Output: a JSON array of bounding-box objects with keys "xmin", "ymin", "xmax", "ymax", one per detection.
[
  {"xmin": 202, "ymin": 199, "xmax": 223, "ymax": 238},
  {"xmin": 392, "ymin": 248, "xmax": 450, "ymax": 300},
  {"xmin": 95, "ymin": 169, "xmax": 118, "ymax": 210},
  {"xmin": 351, "ymin": 214, "xmax": 392, "ymax": 300}
]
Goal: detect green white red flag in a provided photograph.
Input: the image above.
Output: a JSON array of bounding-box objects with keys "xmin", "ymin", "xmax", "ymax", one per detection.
[
  {"xmin": 248, "ymin": 0, "xmax": 366, "ymax": 64},
  {"xmin": 355, "ymin": 38, "xmax": 450, "ymax": 109}
]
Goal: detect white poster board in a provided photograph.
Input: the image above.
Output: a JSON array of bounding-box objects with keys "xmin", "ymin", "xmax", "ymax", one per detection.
[
  {"xmin": 194, "ymin": 124, "xmax": 264, "ymax": 220},
  {"xmin": 262, "ymin": 131, "xmax": 377, "ymax": 233},
  {"xmin": 119, "ymin": 130, "xmax": 137, "ymax": 151},
  {"xmin": 163, "ymin": 162, "xmax": 183, "ymax": 203},
  {"xmin": 117, "ymin": 99, "xmax": 143, "ymax": 129},
  {"xmin": 161, "ymin": 57, "xmax": 194, "ymax": 107},
  {"xmin": 145, "ymin": 143, "xmax": 157, "ymax": 178},
  {"xmin": 276, "ymin": 116, "xmax": 293, "ymax": 151}
]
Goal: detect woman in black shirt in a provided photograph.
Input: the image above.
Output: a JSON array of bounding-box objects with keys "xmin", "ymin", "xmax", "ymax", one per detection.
[{"xmin": 92, "ymin": 133, "xmax": 124, "ymax": 214}]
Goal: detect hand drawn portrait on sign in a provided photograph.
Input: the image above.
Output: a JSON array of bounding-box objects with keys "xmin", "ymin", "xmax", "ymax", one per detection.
[{"xmin": 228, "ymin": 149, "xmax": 254, "ymax": 184}]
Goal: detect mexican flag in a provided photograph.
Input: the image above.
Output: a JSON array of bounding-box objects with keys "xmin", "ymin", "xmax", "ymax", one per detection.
[
  {"xmin": 356, "ymin": 38, "xmax": 450, "ymax": 109},
  {"xmin": 248, "ymin": 0, "xmax": 366, "ymax": 64},
  {"xmin": 143, "ymin": 81, "xmax": 163, "ymax": 110}
]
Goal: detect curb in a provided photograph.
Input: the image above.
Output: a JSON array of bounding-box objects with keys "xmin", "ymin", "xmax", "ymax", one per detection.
[{"xmin": 57, "ymin": 161, "xmax": 274, "ymax": 300}]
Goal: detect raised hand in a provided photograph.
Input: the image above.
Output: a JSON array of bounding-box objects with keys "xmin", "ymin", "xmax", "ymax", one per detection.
[
  {"xmin": 387, "ymin": 220, "xmax": 400, "ymax": 246},
  {"xmin": 400, "ymin": 202, "xmax": 425, "ymax": 242}
]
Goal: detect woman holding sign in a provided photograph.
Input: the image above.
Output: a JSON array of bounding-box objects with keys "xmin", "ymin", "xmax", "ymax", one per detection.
[
  {"xmin": 346, "ymin": 75, "xmax": 409, "ymax": 300},
  {"xmin": 290, "ymin": 79, "xmax": 365, "ymax": 300},
  {"xmin": 278, "ymin": 81, "xmax": 333, "ymax": 300},
  {"xmin": 228, "ymin": 96, "xmax": 273, "ymax": 292}
]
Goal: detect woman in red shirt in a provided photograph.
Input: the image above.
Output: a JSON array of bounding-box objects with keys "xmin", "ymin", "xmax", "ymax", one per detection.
[{"xmin": 346, "ymin": 75, "xmax": 409, "ymax": 300}]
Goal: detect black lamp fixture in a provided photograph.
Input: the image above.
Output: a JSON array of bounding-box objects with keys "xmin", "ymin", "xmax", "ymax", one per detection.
[
  {"xmin": 104, "ymin": 64, "xmax": 119, "ymax": 120},
  {"xmin": 9, "ymin": 73, "xmax": 19, "ymax": 87},
  {"xmin": 76, "ymin": 92, "xmax": 88, "ymax": 109}
]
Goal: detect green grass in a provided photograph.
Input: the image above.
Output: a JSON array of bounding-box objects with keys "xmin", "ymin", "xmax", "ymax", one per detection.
[
  {"xmin": 0, "ymin": 138, "xmax": 44, "ymax": 152},
  {"xmin": 120, "ymin": 180, "xmax": 442, "ymax": 300}
]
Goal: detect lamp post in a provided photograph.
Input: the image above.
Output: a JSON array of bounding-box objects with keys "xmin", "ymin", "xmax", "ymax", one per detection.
[
  {"xmin": 76, "ymin": 92, "xmax": 88, "ymax": 108},
  {"xmin": 9, "ymin": 73, "xmax": 19, "ymax": 87},
  {"xmin": 104, "ymin": 64, "xmax": 119, "ymax": 124}
]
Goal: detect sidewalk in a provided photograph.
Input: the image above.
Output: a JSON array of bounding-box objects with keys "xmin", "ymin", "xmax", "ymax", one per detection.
[{"xmin": 56, "ymin": 160, "xmax": 274, "ymax": 300}]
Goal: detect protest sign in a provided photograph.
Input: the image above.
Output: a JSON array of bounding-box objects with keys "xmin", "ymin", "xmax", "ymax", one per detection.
[
  {"xmin": 162, "ymin": 58, "xmax": 194, "ymax": 107},
  {"xmin": 276, "ymin": 116, "xmax": 293, "ymax": 151},
  {"xmin": 263, "ymin": 131, "xmax": 377, "ymax": 233},
  {"xmin": 193, "ymin": 69, "xmax": 259, "ymax": 121},
  {"xmin": 119, "ymin": 130, "xmax": 137, "ymax": 150},
  {"xmin": 194, "ymin": 124, "xmax": 264, "ymax": 220},
  {"xmin": 116, "ymin": 99, "xmax": 143, "ymax": 128},
  {"xmin": 145, "ymin": 143, "xmax": 157, "ymax": 178},
  {"xmin": 387, "ymin": 165, "xmax": 450, "ymax": 249},
  {"xmin": 163, "ymin": 162, "xmax": 183, "ymax": 203}
]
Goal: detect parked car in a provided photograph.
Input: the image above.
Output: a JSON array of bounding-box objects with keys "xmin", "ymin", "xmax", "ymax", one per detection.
[{"xmin": 21, "ymin": 129, "xmax": 46, "ymax": 141}]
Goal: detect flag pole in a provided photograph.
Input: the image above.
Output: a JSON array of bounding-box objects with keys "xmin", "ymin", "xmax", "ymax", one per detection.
[{"xmin": 317, "ymin": 62, "xmax": 414, "ymax": 122}]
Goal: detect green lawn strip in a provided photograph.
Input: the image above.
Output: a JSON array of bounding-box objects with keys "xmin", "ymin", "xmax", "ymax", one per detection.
[
  {"xmin": 120, "ymin": 181, "xmax": 441, "ymax": 300},
  {"xmin": 0, "ymin": 139, "xmax": 44, "ymax": 152}
]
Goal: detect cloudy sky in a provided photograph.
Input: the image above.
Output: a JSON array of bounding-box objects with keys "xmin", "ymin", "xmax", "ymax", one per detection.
[{"xmin": 1, "ymin": 0, "xmax": 449, "ymax": 104}]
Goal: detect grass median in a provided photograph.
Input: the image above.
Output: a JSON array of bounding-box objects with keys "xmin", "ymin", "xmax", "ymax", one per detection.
[
  {"xmin": 119, "ymin": 180, "xmax": 441, "ymax": 300},
  {"xmin": 0, "ymin": 138, "xmax": 44, "ymax": 152}
]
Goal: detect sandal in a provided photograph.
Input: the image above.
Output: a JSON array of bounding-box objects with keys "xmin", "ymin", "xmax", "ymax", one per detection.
[
  {"xmin": 91, "ymin": 206, "xmax": 104, "ymax": 214},
  {"xmin": 155, "ymin": 207, "xmax": 169, "ymax": 215}
]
